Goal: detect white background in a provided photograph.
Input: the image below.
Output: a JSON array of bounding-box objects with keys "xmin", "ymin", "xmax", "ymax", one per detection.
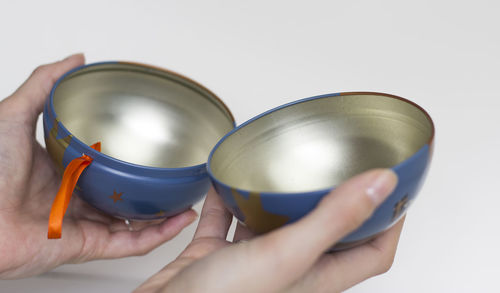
[{"xmin": 0, "ymin": 0, "xmax": 499, "ymax": 292}]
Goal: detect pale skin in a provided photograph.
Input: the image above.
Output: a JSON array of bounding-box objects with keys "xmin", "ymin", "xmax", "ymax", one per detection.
[
  {"xmin": 136, "ymin": 170, "xmax": 404, "ymax": 293},
  {"xmin": 0, "ymin": 55, "xmax": 405, "ymax": 292},
  {"xmin": 0, "ymin": 54, "xmax": 198, "ymax": 279}
]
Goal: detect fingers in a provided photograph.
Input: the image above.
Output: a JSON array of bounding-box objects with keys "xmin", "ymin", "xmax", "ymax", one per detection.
[
  {"xmin": 240, "ymin": 169, "xmax": 398, "ymax": 291},
  {"xmin": 332, "ymin": 217, "xmax": 406, "ymax": 285},
  {"xmin": 192, "ymin": 187, "xmax": 233, "ymax": 240},
  {"xmin": 2, "ymin": 54, "xmax": 85, "ymax": 126},
  {"xmin": 232, "ymin": 221, "xmax": 255, "ymax": 242},
  {"xmin": 79, "ymin": 209, "xmax": 197, "ymax": 261},
  {"xmin": 70, "ymin": 195, "xmax": 117, "ymax": 225},
  {"xmin": 287, "ymin": 217, "xmax": 406, "ymax": 293},
  {"xmin": 143, "ymin": 170, "xmax": 398, "ymax": 293}
]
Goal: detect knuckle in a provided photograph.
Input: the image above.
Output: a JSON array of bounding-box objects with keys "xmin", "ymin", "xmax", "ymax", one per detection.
[
  {"xmin": 32, "ymin": 63, "xmax": 59, "ymax": 86},
  {"xmin": 202, "ymin": 206, "xmax": 231, "ymax": 221},
  {"xmin": 201, "ymin": 208, "xmax": 221, "ymax": 221},
  {"xmin": 32, "ymin": 64, "xmax": 49, "ymax": 76},
  {"xmin": 321, "ymin": 188, "xmax": 377, "ymax": 234},
  {"xmin": 334, "ymin": 197, "xmax": 374, "ymax": 231}
]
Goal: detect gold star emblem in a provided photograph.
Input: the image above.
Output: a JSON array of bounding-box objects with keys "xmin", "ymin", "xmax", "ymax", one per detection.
[
  {"xmin": 231, "ymin": 189, "xmax": 289, "ymax": 234},
  {"xmin": 109, "ymin": 190, "xmax": 124, "ymax": 203},
  {"xmin": 393, "ymin": 194, "xmax": 410, "ymax": 220},
  {"xmin": 46, "ymin": 118, "xmax": 73, "ymax": 172},
  {"xmin": 154, "ymin": 210, "xmax": 166, "ymax": 217}
]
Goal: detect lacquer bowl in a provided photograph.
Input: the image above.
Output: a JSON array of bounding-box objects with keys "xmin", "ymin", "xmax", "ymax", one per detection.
[
  {"xmin": 208, "ymin": 92, "xmax": 434, "ymax": 249},
  {"xmin": 43, "ymin": 62, "xmax": 235, "ymax": 220}
]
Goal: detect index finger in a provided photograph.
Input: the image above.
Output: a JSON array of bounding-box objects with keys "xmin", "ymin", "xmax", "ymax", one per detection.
[
  {"xmin": 3, "ymin": 54, "xmax": 85, "ymax": 126},
  {"xmin": 193, "ymin": 186, "xmax": 233, "ymax": 240}
]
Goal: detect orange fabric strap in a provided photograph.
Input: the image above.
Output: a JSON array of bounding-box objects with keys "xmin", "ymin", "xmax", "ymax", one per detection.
[{"xmin": 48, "ymin": 142, "xmax": 101, "ymax": 239}]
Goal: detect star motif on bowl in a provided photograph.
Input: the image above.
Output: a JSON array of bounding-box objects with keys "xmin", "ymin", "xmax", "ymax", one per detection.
[
  {"xmin": 393, "ymin": 194, "xmax": 410, "ymax": 220},
  {"xmin": 109, "ymin": 190, "xmax": 124, "ymax": 203},
  {"xmin": 231, "ymin": 189, "xmax": 289, "ymax": 234},
  {"xmin": 46, "ymin": 118, "xmax": 73, "ymax": 171},
  {"xmin": 154, "ymin": 210, "xmax": 166, "ymax": 217}
]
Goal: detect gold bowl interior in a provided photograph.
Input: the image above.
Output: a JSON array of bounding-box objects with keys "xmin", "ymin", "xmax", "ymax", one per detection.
[
  {"xmin": 210, "ymin": 93, "xmax": 433, "ymax": 193},
  {"xmin": 53, "ymin": 63, "xmax": 234, "ymax": 168}
]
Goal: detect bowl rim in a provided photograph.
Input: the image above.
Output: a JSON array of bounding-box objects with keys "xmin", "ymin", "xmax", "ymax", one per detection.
[
  {"xmin": 46, "ymin": 61, "xmax": 236, "ymax": 175},
  {"xmin": 207, "ymin": 91, "xmax": 435, "ymax": 194}
]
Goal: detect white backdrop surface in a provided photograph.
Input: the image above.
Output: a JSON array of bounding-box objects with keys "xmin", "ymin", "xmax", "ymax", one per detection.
[{"xmin": 0, "ymin": 0, "xmax": 499, "ymax": 292}]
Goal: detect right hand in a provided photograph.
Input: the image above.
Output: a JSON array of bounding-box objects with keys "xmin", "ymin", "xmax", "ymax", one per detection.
[{"xmin": 136, "ymin": 169, "xmax": 404, "ymax": 293}]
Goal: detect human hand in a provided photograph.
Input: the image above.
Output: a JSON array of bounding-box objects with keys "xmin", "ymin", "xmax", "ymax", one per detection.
[
  {"xmin": 135, "ymin": 169, "xmax": 404, "ymax": 293},
  {"xmin": 0, "ymin": 55, "xmax": 198, "ymax": 279}
]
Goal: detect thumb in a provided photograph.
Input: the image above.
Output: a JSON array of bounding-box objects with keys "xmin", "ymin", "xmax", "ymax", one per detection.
[
  {"xmin": 242, "ymin": 169, "xmax": 398, "ymax": 291},
  {"xmin": 1, "ymin": 54, "xmax": 85, "ymax": 127}
]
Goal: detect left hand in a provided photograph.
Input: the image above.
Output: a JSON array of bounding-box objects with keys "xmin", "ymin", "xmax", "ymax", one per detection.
[{"xmin": 0, "ymin": 54, "xmax": 198, "ymax": 279}]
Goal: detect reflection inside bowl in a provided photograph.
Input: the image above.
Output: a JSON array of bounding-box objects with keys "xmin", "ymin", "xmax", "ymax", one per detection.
[
  {"xmin": 53, "ymin": 65, "xmax": 234, "ymax": 168},
  {"xmin": 210, "ymin": 93, "xmax": 433, "ymax": 193}
]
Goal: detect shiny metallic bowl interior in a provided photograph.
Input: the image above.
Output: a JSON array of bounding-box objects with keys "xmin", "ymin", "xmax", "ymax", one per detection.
[
  {"xmin": 52, "ymin": 63, "xmax": 234, "ymax": 168},
  {"xmin": 210, "ymin": 93, "xmax": 433, "ymax": 193}
]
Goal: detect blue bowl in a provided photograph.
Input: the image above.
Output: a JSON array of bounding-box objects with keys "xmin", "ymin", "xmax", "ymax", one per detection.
[
  {"xmin": 44, "ymin": 62, "xmax": 235, "ymax": 220},
  {"xmin": 208, "ymin": 92, "xmax": 434, "ymax": 249}
]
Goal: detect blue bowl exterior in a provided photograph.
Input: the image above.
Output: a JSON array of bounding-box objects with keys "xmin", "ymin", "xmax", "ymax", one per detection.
[
  {"xmin": 43, "ymin": 62, "xmax": 234, "ymax": 220},
  {"xmin": 211, "ymin": 143, "xmax": 431, "ymax": 244},
  {"xmin": 208, "ymin": 92, "xmax": 434, "ymax": 245}
]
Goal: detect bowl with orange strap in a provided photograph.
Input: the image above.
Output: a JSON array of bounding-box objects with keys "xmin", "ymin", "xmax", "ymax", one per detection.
[{"xmin": 43, "ymin": 62, "xmax": 235, "ymax": 238}]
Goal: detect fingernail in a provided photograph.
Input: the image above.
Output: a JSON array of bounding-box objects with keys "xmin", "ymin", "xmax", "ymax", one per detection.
[{"xmin": 365, "ymin": 169, "xmax": 398, "ymax": 205}]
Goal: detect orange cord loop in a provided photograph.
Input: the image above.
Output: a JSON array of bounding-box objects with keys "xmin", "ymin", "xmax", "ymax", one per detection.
[{"xmin": 47, "ymin": 142, "xmax": 101, "ymax": 239}]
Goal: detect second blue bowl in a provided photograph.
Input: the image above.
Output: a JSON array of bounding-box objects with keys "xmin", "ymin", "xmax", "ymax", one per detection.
[{"xmin": 208, "ymin": 92, "xmax": 434, "ymax": 248}]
